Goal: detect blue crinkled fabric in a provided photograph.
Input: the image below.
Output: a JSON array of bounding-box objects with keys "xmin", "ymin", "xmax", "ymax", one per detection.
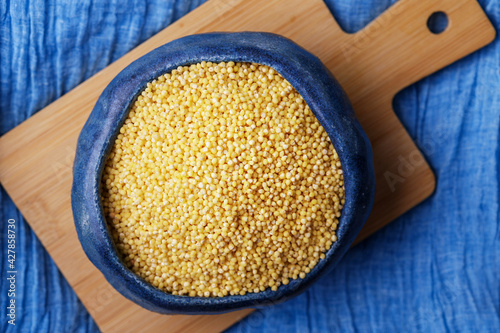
[{"xmin": 1, "ymin": 0, "xmax": 499, "ymax": 332}]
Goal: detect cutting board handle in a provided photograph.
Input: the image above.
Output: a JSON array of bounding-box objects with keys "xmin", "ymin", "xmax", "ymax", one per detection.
[{"xmin": 339, "ymin": 0, "xmax": 496, "ymax": 99}]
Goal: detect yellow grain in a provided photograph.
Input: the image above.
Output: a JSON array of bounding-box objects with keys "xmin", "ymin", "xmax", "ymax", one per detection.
[{"xmin": 101, "ymin": 62, "xmax": 344, "ymax": 297}]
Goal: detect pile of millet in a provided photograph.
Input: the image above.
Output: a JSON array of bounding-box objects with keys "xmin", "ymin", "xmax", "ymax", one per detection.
[{"xmin": 101, "ymin": 61, "xmax": 345, "ymax": 297}]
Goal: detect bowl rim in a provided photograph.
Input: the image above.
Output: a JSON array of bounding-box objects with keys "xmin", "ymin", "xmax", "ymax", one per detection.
[{"xmin": 71, "ymin": 31, "xmax": 375, "ymax": 314}]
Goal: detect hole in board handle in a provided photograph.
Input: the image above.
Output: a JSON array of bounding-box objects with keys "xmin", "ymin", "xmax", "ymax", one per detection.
[{"xmin": 427, "ymin": 11, "xmax": 449, "ymax": 34}]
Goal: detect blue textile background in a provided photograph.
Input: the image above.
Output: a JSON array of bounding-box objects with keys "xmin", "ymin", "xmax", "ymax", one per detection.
[{"xmin": 1, "ymin": 0, "xmax": 499, "ymax": 332}]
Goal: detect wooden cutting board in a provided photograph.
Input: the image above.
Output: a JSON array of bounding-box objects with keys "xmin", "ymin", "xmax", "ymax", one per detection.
[{"xmin": 0, "ymin": 0, "xmax": 494, "ymax": 331}]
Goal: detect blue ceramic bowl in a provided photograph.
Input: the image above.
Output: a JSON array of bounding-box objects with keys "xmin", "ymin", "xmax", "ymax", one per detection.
[{"xmin": 72, "ymin": 32, "xmax": 375, "ymax": 314}]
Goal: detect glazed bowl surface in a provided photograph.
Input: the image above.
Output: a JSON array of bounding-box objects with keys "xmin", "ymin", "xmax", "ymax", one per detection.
[{"xmin": 71, "ymin": 32, "xmax": 375, "ymax": 314}]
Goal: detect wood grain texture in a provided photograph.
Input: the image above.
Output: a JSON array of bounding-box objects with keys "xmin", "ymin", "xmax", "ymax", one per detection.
[{"xmin": 0, "ymin": 0, "xmax": 494, "ymax": 332}]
